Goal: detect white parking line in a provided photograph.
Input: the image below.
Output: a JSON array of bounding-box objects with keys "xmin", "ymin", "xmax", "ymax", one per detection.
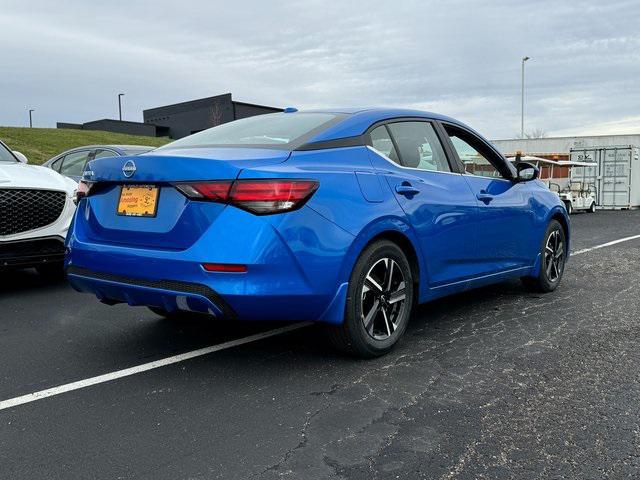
[
  {"xmin": 572, "ymin": 234, "xmax": 640, "ymax": 256},
  {"xmin": 0, "ymin": 322, "xmax": 311, "ymax": 412},
  {"xmin": 0, "ymin": 233, "xmax": 639, "ymax": 413}
]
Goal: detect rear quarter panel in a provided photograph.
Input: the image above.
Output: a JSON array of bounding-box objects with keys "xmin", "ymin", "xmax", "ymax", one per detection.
[{"xmin": 241, "ymin": 146, "xmax": 428, "ymax": 300}]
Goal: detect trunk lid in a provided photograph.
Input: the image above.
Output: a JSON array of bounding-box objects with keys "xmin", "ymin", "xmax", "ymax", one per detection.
[
  {"xmin": 80, "ymin": 148, "xmax": 290, "ymax": 250},
  {"xmin": 85, "ymin": 147, "xmax": 291, "ymax": 182}
]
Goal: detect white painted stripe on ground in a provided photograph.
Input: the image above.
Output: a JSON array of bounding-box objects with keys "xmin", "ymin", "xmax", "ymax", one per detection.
[
  {"xmin": 0, "ymin": 322, "xmax": 311, "ymax": 412},
  {"xmin": 572, "ymin": 234, "xmax": 640, "ymax": 256},
  {"xmin": 1, "ymin": 233, "xmax": 639, "ymax": 413}
]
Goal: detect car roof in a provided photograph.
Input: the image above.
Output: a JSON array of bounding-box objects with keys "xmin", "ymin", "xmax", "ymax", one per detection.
[
  {"xmin": 300, "ymin": 108, "xmax": 473, "ymax": 143},
  {"xmin": 43, "ymin": 145, "xmax": 156, "ymax": 165}
]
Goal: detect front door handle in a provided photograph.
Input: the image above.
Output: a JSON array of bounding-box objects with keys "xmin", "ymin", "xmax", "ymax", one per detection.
[{"xmin": 395, "ymin": 183, "xmax": 420, "ymax": 196}]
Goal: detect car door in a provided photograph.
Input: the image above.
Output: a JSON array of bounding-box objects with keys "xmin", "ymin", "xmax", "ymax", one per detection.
[
  {"xmin": 366, "ymin": 120, "xmax": 479, "ymax": 291},
  {"xmin": 440, "ymin": 122, "xmax": 536, "ymax": 275}
]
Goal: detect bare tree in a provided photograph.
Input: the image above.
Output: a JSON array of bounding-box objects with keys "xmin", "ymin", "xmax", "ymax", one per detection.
[
  {"xmin": 523, "ymin": 128, "xmax": 547, "ymax": 139},
  {"xmin": 210, "ymin": 104, "xmax": 223, "ymax": 127}
]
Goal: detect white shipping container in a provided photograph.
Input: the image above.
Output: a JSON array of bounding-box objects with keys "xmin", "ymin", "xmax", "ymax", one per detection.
[{"xmin": 570, "ymin": 146, "xmax": 640, "ymax": 209}]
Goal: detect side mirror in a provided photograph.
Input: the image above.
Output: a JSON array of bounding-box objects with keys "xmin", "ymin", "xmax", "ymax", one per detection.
[
  {"xmin": 516, "ymin": 161, "xmax": 539, "ymax": 182},
  {"xmin": 13, "ymin": 151, "xmax": 28, "ymax": 164}
]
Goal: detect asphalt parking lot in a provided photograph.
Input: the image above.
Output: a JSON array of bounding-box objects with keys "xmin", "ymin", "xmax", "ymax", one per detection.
[{"xmin": 1, "ymin": 210, "xmax": 639, "ymax": 479}]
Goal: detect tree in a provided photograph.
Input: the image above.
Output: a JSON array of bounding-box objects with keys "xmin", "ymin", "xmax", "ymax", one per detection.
[
  {"xmin": 210, "ymin": 104, "xmax": 223, "ymax": 127},
  {"xmin": 523, "ymin": 129, "xmax": 547, "ymax": 139}
]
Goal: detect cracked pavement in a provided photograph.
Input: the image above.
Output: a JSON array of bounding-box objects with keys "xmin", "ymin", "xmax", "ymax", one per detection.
[{"xmin": 0, "ymin": 210, "xmax": 639, "ymax": 479}]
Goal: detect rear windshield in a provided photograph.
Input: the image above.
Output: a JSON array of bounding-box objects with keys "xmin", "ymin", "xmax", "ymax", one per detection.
[
  {"xmin": 0, "ymin": 142, "xmax": 16, "ymax": 162},
  {"xmin": 160, "ymin": 112, "xmax": 342, "ymax": 150}
]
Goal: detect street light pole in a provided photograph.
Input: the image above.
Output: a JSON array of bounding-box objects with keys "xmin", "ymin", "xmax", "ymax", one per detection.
[
  {"xmin": 521, "ymin": 56, "xmax": 530, "ymax": 138},
  {"xmin": 28, "ymin": 109, "xmax": 35, "ymax": 128},
  {"xmin": 118, "ymin": 93, "xmax": 125, "ymax": 121}
]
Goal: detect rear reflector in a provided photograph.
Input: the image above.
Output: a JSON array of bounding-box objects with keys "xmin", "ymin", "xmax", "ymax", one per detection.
[
  {"xmin": 202, "ymin": 263, "xmax": 247, "ymax": 273},
  {"xmin": 174, "ymin": 179, "xmax": 318, "ymax": 215}
]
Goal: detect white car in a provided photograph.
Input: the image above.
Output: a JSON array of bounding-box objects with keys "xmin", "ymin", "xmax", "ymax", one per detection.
[{"xmin": 0, "ymin": 140, "xmax": 77, "ymax": 276}]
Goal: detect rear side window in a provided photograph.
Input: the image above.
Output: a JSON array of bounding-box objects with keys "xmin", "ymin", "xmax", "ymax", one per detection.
[
  {"xmin": 387, "ymin": 122, "xmax": 450, "ymax": 172},
  {"xmin": 160, "ymin": 112, "xmax": 342, "ymax": 150},
  {"xmin": 50, "ymin": 158, "xmax": 62, "ymax": 172},
  {"xmin": 94, "ymin": 149, "xmax": 118, "ymax": 160},
  {"xmin": 60, "ymin": 151, "xmax": 91, "ymax": 177},
  {"xmin": 369, "ymin": 125, "xmax": 400, "ymax": 164}
]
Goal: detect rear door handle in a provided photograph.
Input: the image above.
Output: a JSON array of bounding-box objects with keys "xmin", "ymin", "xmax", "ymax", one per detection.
[
  {"xmin": 395, "ymin": 183, "xmax": 420, "ymax": 196},
  {"xmin": 476, "ymin": 193, "xmax": 493, "ymax": 203}
]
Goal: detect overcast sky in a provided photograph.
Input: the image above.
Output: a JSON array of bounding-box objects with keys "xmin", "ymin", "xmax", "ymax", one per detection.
[{"xmin": 1, "ymin": 0, "xmax": 639, "ymax": 139}]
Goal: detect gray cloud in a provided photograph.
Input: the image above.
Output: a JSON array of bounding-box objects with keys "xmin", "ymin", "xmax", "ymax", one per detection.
[{"xmin": 1, "ymin": 0, "xmax": 639, "ymax": 138}]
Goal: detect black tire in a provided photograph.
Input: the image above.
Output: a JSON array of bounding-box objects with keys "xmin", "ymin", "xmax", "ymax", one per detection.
[
  {"xmin": 521, "ymin": 219, "xmax": 567, "ymax": 293},
  {"xmin": 35, "ymin": 262, "xmax": 65, "ymax": 279},
  {"xmin": 589, "ymin": 202, "xmax": 596, "ymax": 213},
  {"xmin": 564, "ymin": 201, "xmax": 573, "ymax": 215},
  {"xmin": 327, "ymin": 240, "xmax": 414, "ymax": 358}
]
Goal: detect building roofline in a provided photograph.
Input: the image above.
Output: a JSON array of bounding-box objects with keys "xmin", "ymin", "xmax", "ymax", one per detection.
[
  {"xmin": 492, "ymin": 132, "xmax": 640, "ymax": 142},
  {"xmin": 83, "ymin": 119, "xmax": 152, "ymax": 126},
  {"xmin": 232, "ymin": 100, "xmax": 283, "ymax": 111},
  {"xmin": 143, "ymin": 93, "xmax": 232, "ymax": 114},
  {"xmin": 143, "ymin": 93, "xmax": 282, "ymax": 116}
]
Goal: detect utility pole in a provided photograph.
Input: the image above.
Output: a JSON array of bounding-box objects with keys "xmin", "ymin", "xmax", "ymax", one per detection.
[
  {"xmin": 521, "ymin": 56, "xmax": 530, "ymax": 138},
  {"xmin": 118, "ymin": 93, "xmax": 125, "ymax": 121},
  {"xmin": 29, "ymin": 109, "xmax": 35, "ymax": 128}
]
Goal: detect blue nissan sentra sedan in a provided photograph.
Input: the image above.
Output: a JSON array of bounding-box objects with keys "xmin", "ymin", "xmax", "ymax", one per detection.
[{"xmin": 66, "ymin": 108, "xmax": 569, "ymax": 357}]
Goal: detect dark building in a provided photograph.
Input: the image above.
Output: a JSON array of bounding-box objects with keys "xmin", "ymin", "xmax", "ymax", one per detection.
[
  {"xmin": 57, "ymin": 93, "xmax": 281, "ymax": 139},
  {"xmin": 56, "ymin": 119, "xmax": 162, "ymax": 137},
  {"xmin": 143, "ymin": 93, "xmax": 282, "ymax": 139}
]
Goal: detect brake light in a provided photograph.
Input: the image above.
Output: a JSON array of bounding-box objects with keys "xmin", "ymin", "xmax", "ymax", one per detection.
[
  {"xmin": 174, "ymin": 181, "xmax": 232, "ymax": 201},
  {"xmin": 174, "ymin": 179, "xmax": 318, "ymax": 215},
  {"xmin": 74, "ymin": 180, "xmax": 93, "ymax": 204}
]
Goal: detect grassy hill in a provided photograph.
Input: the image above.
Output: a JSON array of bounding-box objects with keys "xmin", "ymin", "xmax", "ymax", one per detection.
[{"xmin": 0, "ymin": 127, "xmax": 171, "ymax": 165}]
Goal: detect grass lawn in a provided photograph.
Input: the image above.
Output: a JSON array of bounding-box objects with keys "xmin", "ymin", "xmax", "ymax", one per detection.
[{"xmin": 0, "ymin": 127, "xmax": 171, "ymax": 165}]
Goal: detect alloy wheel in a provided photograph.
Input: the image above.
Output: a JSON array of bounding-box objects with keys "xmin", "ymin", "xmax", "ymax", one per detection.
[
  {"xmin": 361, "ymin": 258, "xmax": 407, "ymax": 340},
  {"xmin": 544, "ymin": 230, "xmax": 565, "ymax": 283}
]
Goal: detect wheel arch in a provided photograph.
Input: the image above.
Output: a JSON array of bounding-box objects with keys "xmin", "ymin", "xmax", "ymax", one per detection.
[
  {"xmin": 550, "ymin": 207, "xmax": 570, "ymax": 248},
  {"xmin": 339, "ymin": 217, "xmax": 426, "ymax": 301}
]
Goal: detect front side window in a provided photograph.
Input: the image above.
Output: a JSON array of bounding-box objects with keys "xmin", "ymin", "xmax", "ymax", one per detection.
[
  {"xmin": 60, "ymin": 151, "xmax": 91, "ymax": 177},
  {"xmin": 387, "ymin": 122, "xmax": 450, "ymax": 172},
  {"xmin": 444, "ymin": 126, "xmax": 506, "ymax": 179},
  {"xmin": 0, "ymin": 142, "xmax": 16, "ymax": 163},
  {"xmin": 160, "ymin": 112, "xmax": 342, "ymax": 150}
]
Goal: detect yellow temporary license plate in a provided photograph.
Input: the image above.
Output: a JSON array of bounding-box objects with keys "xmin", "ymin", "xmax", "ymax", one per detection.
[{"xmin": 117, "ymin": 185, "xmax": 159, "ymax": 217}]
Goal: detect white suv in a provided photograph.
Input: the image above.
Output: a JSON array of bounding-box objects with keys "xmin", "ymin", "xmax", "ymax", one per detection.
[{"xmin": 0, "ymin": 141, "xmax": 77, "ymax": 276}]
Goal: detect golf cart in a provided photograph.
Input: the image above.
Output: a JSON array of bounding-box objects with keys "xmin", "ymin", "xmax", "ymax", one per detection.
[
  {"xmin": 556, "ymin": 160, "xmax": 599, "ymax": 214},
  {"xmin": 557, "ymin": 180, "xmax": 597, "ymax": 214}
]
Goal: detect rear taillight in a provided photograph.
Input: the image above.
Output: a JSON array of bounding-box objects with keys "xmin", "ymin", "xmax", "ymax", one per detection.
[
  {"xmin": 74, "ymin": 180, "xmax": 93, "ymax": 205},
  {"xmin": 174, "ymin": 179, "xmax": 318, "ymax": 215},
  {"xmin": 175, "ymin": 181, "xmax": 232, "ymax": 202}
]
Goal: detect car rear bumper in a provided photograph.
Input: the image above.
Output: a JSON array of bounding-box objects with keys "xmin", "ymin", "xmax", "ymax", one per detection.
[
  {"xmin": 67, "ymin": 265, "xmax": 238, "ymax": 318},
  {"xmin": 66, "ymin": 205, "xmax": 354, "ymax": 323}
]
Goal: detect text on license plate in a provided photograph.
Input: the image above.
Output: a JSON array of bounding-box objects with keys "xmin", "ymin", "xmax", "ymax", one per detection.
[{"xmin": 117, "ymin": 185, "xmax": 159, "ymax": 217}]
